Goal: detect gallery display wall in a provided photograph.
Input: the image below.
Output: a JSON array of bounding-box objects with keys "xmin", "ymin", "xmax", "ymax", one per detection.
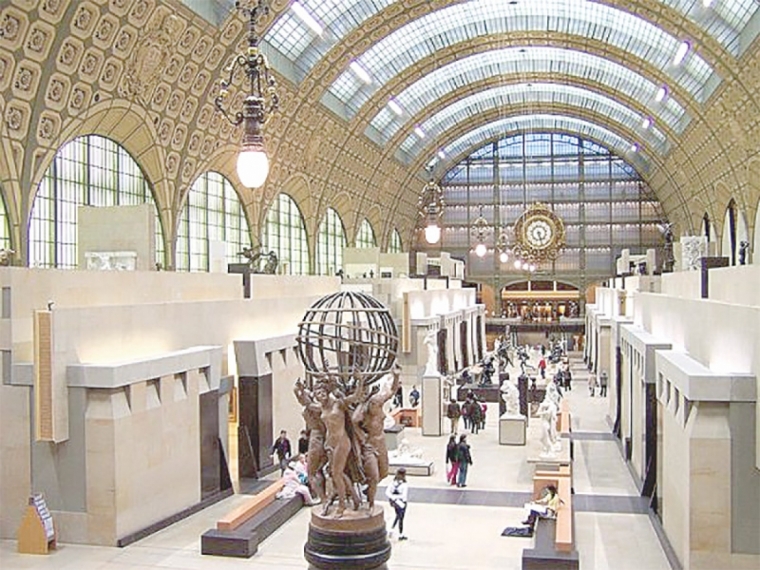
[
  {"xmin": 0, "ymin": 268, "xmax": 339, "ymax": 546},
  {"xmin": 587, "ymin": 267, "xmax": 760, "ymax": 570}
]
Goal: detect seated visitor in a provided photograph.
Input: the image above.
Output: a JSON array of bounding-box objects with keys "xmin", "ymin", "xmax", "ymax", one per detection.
[
  {"xmin": 277, "ymin": 463, "xmax": 319, "ymax": 505},
  {"xmin": 522, "ymin": 484, "xmax": 561, "ymax": 527}
]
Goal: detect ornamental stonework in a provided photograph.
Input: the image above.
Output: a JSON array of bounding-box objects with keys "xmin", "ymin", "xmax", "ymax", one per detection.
[{"xmin": 121, "ymin": 14, "xmax": 181, "ymax": 102}]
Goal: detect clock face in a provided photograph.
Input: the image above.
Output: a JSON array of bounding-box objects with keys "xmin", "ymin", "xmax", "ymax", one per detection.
[{"xmin": 525, "ymin": 218, "xmax": 553, "ymax": 248}]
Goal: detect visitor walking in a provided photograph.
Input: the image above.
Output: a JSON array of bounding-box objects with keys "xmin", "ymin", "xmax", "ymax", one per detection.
[
  {"xmin": 409, "ymin": 385, "xmax": 420, "ymax": 407},
  {"xmin": 538, "ymin": 357, "xmax": 547, "ymax": 379},
  {"xmin": 272, "ymin": 429, "xmax": 292, "ymax": 475},
  {"xmin": 470, "ymin": 398, "xmax": 482, "ymax": 434},
  {"xmin": 599, "ymin": 371, "xmax": 608, "ymax": 397},
  {"xmin": 297, "ymin": 429, "xmax": 309, "ymax": 455},
  {"xmin": 461, "ymin": 397, "xmax": 472, "ymax": 431},
  {"xmin": 446, "ymin": 398, "xmax": 461, "ymax": 434},
  {"xmin": 445, "ymin": 435, "xmax": 459, "ymax": 485},
  {"xmin": 456, "ymin": 434, "xmax": 472, "ymax": 487},
  {"xmin": 386, "ymin": 467, "xmax": 409, "ymax": 540},
  {"xmin": 588, "ymin": 372, "xmax": 597, "ymax": 397}
]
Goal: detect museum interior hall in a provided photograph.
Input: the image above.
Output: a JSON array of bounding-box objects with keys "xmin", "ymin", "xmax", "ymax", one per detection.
[{"xmin": 0, "ymin": 1, "xmax": 759, "ymax": 569}]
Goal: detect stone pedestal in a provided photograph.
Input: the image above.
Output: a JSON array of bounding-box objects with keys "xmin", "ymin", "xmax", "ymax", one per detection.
[
  {"xmin": 421, "ymin": 373, "xmax": 442, "ymax": 436},
  {"xmin": 383, "ymin": 425, "xmax": 404, "ymax": 451},
  {"xmin": 305, "ymin": 506, "xmax": 391, "ymax": 570},
  {"xmin": 499, "ymin": 413, "xmax": 527, "ymax": 445}
]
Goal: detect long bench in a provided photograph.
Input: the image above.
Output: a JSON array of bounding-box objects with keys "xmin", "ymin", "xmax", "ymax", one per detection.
[
  {"xmin": 522, "ymin": 465, "xmax": 578, "ymax": 569},
  {"xmin": 201, "ymin": 479, "xmax": 303, "ymax": 558}
]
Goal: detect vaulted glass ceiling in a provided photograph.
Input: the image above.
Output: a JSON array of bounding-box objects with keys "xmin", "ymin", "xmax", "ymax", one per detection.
[
  {"xmin": 439, "ymin": 115, "xmax": 649, "ymax": 173},
  {"xmin": 190, "ymin": 0, "xmax": 760, "ymax": 183},
  {"xmin": 398, "ymin": 83, "xmax": 670, "ymax": 160},
  {"xmin": 326, "ymin": 0, "xmax": 714, "ymax": 116},
  {"xmin": 261, "ymin": 0, "xmax": 759, "ymax": 83},
  {"xmin": 368, "ymin": 46, "xmax": 688, "ymax": 143}
]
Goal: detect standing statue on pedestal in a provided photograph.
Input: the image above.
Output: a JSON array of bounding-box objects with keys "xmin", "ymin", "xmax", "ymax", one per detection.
[
  {"xmin": 739, "ymin": 240, "xmax": 750, "ymax": 265},
  {"xmin": 296, "ymin": 291, "xmax": 399, "ymax": 569},
  {"xmin": 423, "ymin": 329, "xmax": 439, "ymax": 376},
  {"xmin": 536, "ymin": 397, "xmax": 560, "ymax": 458},
  {"xmin": 658, "ymin": 222, "xmax": 675, "ymax": 273},
  {"xmin": 500, "ymin": 380, "xmax": 520, "ymax": 416}
]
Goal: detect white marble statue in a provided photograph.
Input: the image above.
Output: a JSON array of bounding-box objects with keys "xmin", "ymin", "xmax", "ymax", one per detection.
[
  {"xmin": 545, "ymin": 380, "xmax": 562, "ymax": 408},
  {"xmin": 379, "ymin": 374, "xmax": 397, "ymax": 430},
  {"xmin": 680, "ymin": 236, "xmax": 707, "ymax": 271},
  {"xmin": 536, "ymin": 397, "xmax": 560, "ymax": 458},
  {"xmin": 500, "ymin": 380, "xmax": 520, "ymax": 416},
  {"xmin": 391, "ymin": 437, "xmax": 423, "ymax": 460},
  {"xmin": 423, "ymin": 329, "xmax": 439, "ymax": 376}
]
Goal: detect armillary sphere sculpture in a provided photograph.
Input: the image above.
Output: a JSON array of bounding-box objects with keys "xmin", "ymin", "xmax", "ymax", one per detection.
[{"xmin": 295, "ymin": 291, "xmax": 399, "ymax": 570}]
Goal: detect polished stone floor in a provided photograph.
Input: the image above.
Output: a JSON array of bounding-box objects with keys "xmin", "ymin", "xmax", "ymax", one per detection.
[{"xmin": 0, "ymin": 354, "xmax": 672, "ymax": 570}]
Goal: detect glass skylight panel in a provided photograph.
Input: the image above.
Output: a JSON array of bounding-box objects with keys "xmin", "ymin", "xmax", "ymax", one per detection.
[
  {"xmin": 264, "ymin": 0, "xmax": 394, "ymax": 77},
  {"xmin": 262, "ymin": 0, "xmax": 756, "ymax": 86},
  {"xmin": 441, "ymin": 115, "xmax": 647, "ymax": 172},
  {"xmin": 368, "ymin": 47, "xmax": 687, "ymax": 141},
  {"xmin": 336, "ymin": 0, "xmax": 713, "ymax": 118},
  {"xmin": 399, "ymin": 84, "xmax": 669, "ymax": 158}
]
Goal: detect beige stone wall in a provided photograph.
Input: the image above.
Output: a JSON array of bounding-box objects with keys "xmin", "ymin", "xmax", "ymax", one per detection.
[
  {"xmin": 0, "ymin": 268, "xmax": 340, "ymax": 542},
  {"xmin": 77, "ymin": 205, "xmax": 156, "ymax": 271}
]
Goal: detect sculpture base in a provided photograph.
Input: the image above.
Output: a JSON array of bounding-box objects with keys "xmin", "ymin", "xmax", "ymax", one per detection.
[
  {"xmin": 499, "ymin": 414, "xmax": 527, "ymax": 445},
  {"xmin": 383, "ymin": 424, "xmax": 404, "ymax": 451},
  {"xmin": 304, "ymin": 505, "xmax": 391, "ymax": 570}
]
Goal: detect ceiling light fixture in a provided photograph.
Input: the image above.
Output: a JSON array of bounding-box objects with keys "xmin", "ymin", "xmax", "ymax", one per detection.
[
  {"xmin": 414, "ymin": 126, "xmax": 426, "ymax": 138},
  {"xmin": 291, "ymin": 2, "xmax": 323, "ymax": 35},
  {"xmin": 417, "ymin": 169, "xmax": 446, "ymax": 245},
  {"xmin": 641, "ymin": 117, "xmax": 652, "ymax": 130},
  {"xmin": 655, "ymin": 86, "xmax": 667, "ymax": 102},
  {"xmin": 388, "ymin": 98, "xmax": 403, "ymax": 116},
  {"xmin": 672, "ymin": 41, "xmax": 690, "ymax": 66},
  {"xmin": 470, "ymin": 205, "xmax": 492, "ymax": 258},
  {"xmin": 350, "ymin": 60, "xmax": 372, "ymax": 84},
  {"xmin": 215, "ymin": 0, "xmax": 279, "ymax": 189}
]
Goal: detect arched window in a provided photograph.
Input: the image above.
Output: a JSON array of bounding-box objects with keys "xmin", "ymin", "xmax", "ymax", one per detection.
[
  {"xmin": 356, "ymin": 218, "xmax": 376, "ymax": 248},
  {"xmin": 29, "ymin": 135, "xmax": 164, "ymax": 268},
  {"xmin": 0, "ymin": 185, "xmax": 10, "ymax": 250},
  {"xmin": 723, "ymin": 200, "xmax": 738, "ymax": 265},
  {"xmin": 389, "ymin": 228, "xmax": 403, "ymax": 253},
  {"xmin": 263, "ymin": 193, "xmax": 309, "ymax": 274},
  {"xmin": 317, "ymin": 207, "xmax": 346, "ymax": 275},
  {"xmin": 176, "ymin": 172, "xmax": 251, "ymax": 272}
]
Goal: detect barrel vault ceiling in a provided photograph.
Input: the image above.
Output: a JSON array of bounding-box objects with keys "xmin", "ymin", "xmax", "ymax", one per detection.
[{"xmin": 3, "ymin": 0, "xmax": 760, "ymax": 261}]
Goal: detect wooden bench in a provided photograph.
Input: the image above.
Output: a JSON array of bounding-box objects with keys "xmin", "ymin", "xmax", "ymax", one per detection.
[
  {"xmin": 217, "ymin": 480, "xmax": 284, "ymax": 531},
  {"xmin": 522, "ymin": 466, "xmax": 578, "ymax": 569},
  {"xmin": 558, "ymin": 399, "xmax": 572, "ymax": 436},
  {"xmin": 201, "ymin": 480, "xmax": 303, "ymax": 558}
]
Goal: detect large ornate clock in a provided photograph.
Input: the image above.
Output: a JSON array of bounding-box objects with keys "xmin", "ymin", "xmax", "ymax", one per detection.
[{"xmin": 512, "ymin": 203, "xmax": 566, "ymax": 264}]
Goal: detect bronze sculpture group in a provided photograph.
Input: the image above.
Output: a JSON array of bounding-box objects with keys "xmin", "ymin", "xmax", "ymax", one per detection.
[{"xmin": 294, "ymin": 365, "xmax": 400, "ymax": 518}]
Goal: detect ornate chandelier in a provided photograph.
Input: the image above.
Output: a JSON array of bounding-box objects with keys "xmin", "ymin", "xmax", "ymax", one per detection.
[
  {"xmin": 510, "ymin": 202, "xmax": 566, "ymax": 269},
  {"xmin": 215, "ymin": 0, "xmax": 279, "ymax": 189},
  {"xmin": 417, "ymin": 172, "xmax": 446, "ymax": 244},
  {"xmin": 470, "ymin": 205, "xmax": 492, "ymax": 258}
]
